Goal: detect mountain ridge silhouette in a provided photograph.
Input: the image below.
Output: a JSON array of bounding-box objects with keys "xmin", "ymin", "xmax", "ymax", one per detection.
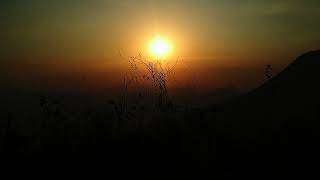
[{"xmin": 217, "ymin": 50, "xmax": 320, "ymax": 132}]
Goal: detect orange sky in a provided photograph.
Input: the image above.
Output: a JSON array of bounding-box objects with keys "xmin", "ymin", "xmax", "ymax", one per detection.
[{"xmin": 1, "ymin": 0, "xmax": 319, "ymax": 93}]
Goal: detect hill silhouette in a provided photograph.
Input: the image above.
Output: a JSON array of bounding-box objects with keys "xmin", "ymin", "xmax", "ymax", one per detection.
[
  {"xmin": 217, "ymin": 50, "xmax": 320, "ymax": 131},
  {"xmin": 215, "ymin": 50, "xmax": 320, "ymax": 178}
]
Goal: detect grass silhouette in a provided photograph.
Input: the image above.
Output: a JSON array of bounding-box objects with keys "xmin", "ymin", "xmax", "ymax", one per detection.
[
  {"xmin": 1, "ymin": 50, "xmax": 320, "ymax": 179},
  {"xmin": 107, "ymin": 53, "xmax": 179, "ymax": 134}
]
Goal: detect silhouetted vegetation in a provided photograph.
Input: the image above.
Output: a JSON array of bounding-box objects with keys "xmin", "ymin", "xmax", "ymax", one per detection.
[
  {"xmin": 1, "ymin": 50, "xmax": 320, "ymax": 179},
  {"xmin": 265, "ymin": 64, "xmax": 273, "ymax": 80}
]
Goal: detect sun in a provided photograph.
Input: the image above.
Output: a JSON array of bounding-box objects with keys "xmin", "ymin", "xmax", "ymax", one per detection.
[{"xmin": 149, "ymin": 36, "xmax": 172, "ymax": 59}]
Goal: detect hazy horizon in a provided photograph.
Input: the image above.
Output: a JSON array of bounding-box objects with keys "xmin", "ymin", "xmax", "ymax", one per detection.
[{"xmin": 1, "ymin": 0, "xmax": 319, "ymax": 93}]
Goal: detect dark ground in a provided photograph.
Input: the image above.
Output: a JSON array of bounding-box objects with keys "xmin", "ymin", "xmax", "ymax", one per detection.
[{"xmin": 1, "ymin": 50, "xmax": 320, "ymax": 179}]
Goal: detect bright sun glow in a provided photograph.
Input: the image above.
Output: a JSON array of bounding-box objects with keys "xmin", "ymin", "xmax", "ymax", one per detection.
[{"xmin": 149, "ymin": 37, "xmax": 172, "ymax": 59}]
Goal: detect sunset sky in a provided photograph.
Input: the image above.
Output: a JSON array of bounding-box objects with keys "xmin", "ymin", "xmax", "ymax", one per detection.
[{"xmin": 1, "ymin": 0, "xmax": 319, "ymax": 93}]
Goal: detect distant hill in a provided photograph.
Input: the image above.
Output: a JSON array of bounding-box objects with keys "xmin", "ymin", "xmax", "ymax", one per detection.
[{"xmin": 217, "ymin": 50, "xmax": 320, "ymax": 134}]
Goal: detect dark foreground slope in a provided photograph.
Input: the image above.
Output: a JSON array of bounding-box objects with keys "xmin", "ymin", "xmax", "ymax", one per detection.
[
  {"xmin": 1, "ymin": 50, "xmax": 320, "ymax": 179},
  {"xmin": 215, "ymin": 50, "xmax": 320, "ymax": 178},
  {"xmin": 218, "ymin": 50, "xmax": 320, "ymax": 130}
]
